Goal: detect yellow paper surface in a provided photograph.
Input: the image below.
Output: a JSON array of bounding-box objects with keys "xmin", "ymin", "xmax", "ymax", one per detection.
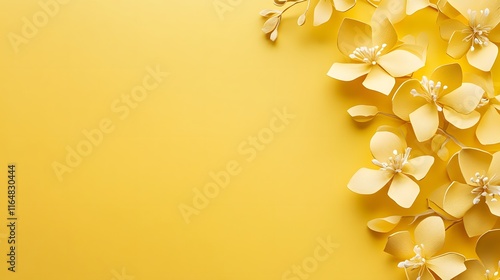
[{"xmin": 0, "ymin": 1, "xmax": 491, "ymax": 279}]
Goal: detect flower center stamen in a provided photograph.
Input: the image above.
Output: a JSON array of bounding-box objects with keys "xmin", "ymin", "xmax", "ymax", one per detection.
[
  {"xmin": 372, "ymin": 148, "xmax": 411, "ymax": 173},
  {"xmin": 398, "ymin": 244, "xmax": 426, "ymax": 279},
  {"xmin": 470, "ymin": 172, "xmax": 500, "ymax": 204},
  {"xmin": 349, "ymin": 44, "xmax": 387, "ymax": 65},
  {"xmin": 410, "ymin": 76, "xmax": 448, "ymax": 112},
  {"xmin": 464, "ymin": 8, "xmax": 492, "ymax": 51},
  {"xmin": 485, "ymin": 260, "xmax": 500, "ymax": 280}
]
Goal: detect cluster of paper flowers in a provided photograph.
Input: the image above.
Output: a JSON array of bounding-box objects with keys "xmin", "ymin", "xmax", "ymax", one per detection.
[{"xmin": 260, "ymin": 0, "xmax": 500, "ymax": 279}]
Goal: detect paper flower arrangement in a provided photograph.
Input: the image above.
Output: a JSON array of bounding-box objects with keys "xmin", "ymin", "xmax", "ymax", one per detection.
[{"xmin": 259, "ymin": 0, "xmax": 500, "ymax": 279}]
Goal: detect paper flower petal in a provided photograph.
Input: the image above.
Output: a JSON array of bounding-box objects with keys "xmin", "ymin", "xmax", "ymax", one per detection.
[
  {"xmin": 362, "ymin": 65, "xmax": 395, "ymax": 95},
  {"xmin": 453, "ymin": 260, "xmax": 488, "ymax": 280},
  {"xmin": 392, "ymin": 79, "xmax": 427, "ymax": 121},
  {"xmin": 447, "ymin": 152, "xmax": 465, "ymax": 182},
  {"xmin": 337, "ymin": 18, "xmax": 372, "ymax": 57},
  {"xmin": 439, "ymin": 19, "xmax": 467, "ymax": 41},
  {"xmin": 347, "ymin": 105, "xmax": 379, "ymax": 122},
  {"xmin": 447, "ymin": 31, "xmax": 471, "ymax": 59},
  {"xmin": 489, "ymin": 24, "xmax": 500, "ymax": 43},
  {"xmin": 476, "ymin": 229, "xmax": 500, "ymax": 272},
  {"xmin": 409, "ymin": 103, "xmax": 439, "ymax": 142},
  {"xmin": 443, "ymin": 108, "xmax": 480, "ymax": 129},
  {"xmin": 466, "ymin": 43, "xmax": 499, "ymax": 72},
  {"xmin": 440, "ymin": 83, "xmax": 484, "ymax": 114},
  {"xmin": 458, "ymin": 148, "xmax": 492, "ymax": 182},
  {"xmin": 406, "ymin": 0, "xmax": 429, "ymax": 15},
  {"xmin": 426, "ymin": 253, "xmax": 466, "ymax": 280},
  {"xmin": 373, "ymin": 0, "xmax": 406, "ymax": 24},
  {"xmin": 333, "ymin": 0, "xmax": 355, "ymax": 12},
  {"xmin": 384, "ymin": 231, "xmax": 414, "ymax": 259},
  {"xmin": 486, "ymin": 198, "xmax": 500, "ymax": 217},
  {"xmin": 431, "ymin": 63, "xmax": 462, "ymax": 93},
  {"xmin": 371, "ymin": 17, "xmax": 398, "ymax": 51},
  {"xmin": 488, "ymin": 151, "xmax": 500, "ymax": 177},
  {"xmin": 378, "ymin": 50, "xmax": 424, "ymax": 77},
  {"xmin": 419, "ymin": 268, "xmax": 436, "ymax": 280},
  {"xmin": 348, "ymin": 168, "xmax": 393, "ymax": 194},
  {"xmin": 414, "ymin": 216, "xmax": 444, "ymax": 257},
  {"xmin": 367, "ymin": 216, "xmax": 402, "ymax": 233},
  {"xmin": 388, "ymin": 173, "xmax": 420, "ymax": 208},
  {"xmin": 327, "ymin": 63, "xmax": 372, "ymax": 81},
  {"xmin": 314, "ymin": 0, "xmax": 333, "ymax": 26},
  {"xmin": 403, "ymin": 156, "xmax": 434, "ymax": 180},
  {"xmin": 463, "ymin": 202, "xmax": 498, "ymax": 237},
  {"xmin": 477, "ymin": 106, "xmax": 500, "ymax": 145},
  {"xmin": 443, "ymin": 181, "xmax": 474, "ymax": 218},
  {"xmin": 447, "ymin": 0, "xmax": 482, "ymax": 19},
  {"xmin": 370, "ymin": 130, "xmax": 405, "ymax": 162}
]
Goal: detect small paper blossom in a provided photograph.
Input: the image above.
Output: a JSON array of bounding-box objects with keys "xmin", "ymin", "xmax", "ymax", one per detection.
[
  {"xmin": 439, "ymin": 148, "xmax": 500, "ymax": 237},
  {"xmin": 348, "ymin": 127, "xmax": 434, "ymax": 208},
  {"xmin": 454, "ymin": 230, "xmax": 500, "ymax": 280},
  {"xmin": 384, "ymin": 216, "xmax": 466, "ymax": 280},
  {"xmin": 327, "ymin": 18, "xmax": 425, "ymax": 95},
  {"xmin": 439, "ymin": 0, "xmax": 500, "ymax": 71},
  {"xmin": 313, "ymin": 0, "xmax": 356, "ymax": 26},
  {"xmin": 392, "ymin": 63, "xmax": 484, "ymax": 142},
  {"xmin": 373, "ymin": 0, "xmax": 437, "ymax": 24}
]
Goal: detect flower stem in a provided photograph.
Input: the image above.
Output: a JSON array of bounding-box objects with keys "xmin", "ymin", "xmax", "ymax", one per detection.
[{"xmin": 437, "ymin": 128, "xmax": 465, "ymax": 148}]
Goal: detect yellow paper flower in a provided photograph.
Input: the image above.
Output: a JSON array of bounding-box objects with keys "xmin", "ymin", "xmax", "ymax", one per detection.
[
  {"xmin": 454, "ymin": 229, "xmax": 500, "ymax": 280},
  {"xmin": 440, "ymin": 148, "xmax": 500, "ymax": 237},
  {"xmin": 439, "ymin": 0, "xmax": 500, "ymax": 71},
  {"xmin": 348, "ymin": 127, "xmax": 434, "ymax": 208},
  {"xmin": 392, "ymin": 63, "xmax": 484, "ymax": 142},
  {"xmin": 327, "ymin": 18, "xmax": 425, "ymax": 95},
  {"xmin": 384, "ymin": 216, "xmax": 466, "ymax": 280}
]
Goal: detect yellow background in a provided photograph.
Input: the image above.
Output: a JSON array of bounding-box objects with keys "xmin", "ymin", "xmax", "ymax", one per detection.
[{"xmin": 0, "ymin": 1, "xmax": 490, "ymax": 279}]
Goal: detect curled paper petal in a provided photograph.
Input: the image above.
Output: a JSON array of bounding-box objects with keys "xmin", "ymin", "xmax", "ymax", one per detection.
[
  {"xmin": 447, "ymin": 151, "xmax": 464, "ymax": 183},
  {"xmin": 447, "ymin": 31, "xmax": 471, "ymax": 59},
  {"xmin": 440, "ymin": 83, "xmax": 484, "ymax": 115},
  {"xmin": 327, "ymin": 63, "xmax": 372, "ymax": 81},
  {"xmin": 347, "ymin": 168, "xmax": 392, "ymax": 194},
  {"xmin": 370, "ymin": 130, "xmax": 405, "ymax": 162},
  {"xmin": 442, "ymin": 108, "xmax": 480, "ymax": 129},
  {"xmin": 431, "ymin": 63, "xmax": 462, "ymax": 93},
  {"xmin": 409, "ymin": 103, "xmax": 439, "ymax": 142},
  {"xmin": 337, "ymin": 18, "xmax": 372, "ymax": 57},
  {"xmin": 371, "ymin": 17, "xmax": 398, "ymax": 51},
  {"xmin": 414, "ymin": 216, "xmax": 444, "ymax": 257},
  {"xmin": 388, "ymin": 173, "xmax": 420, "ymax": 208},
  {"xmin": 458, "ymin": 148, "xmax": 492, "ymax": 182},
  {"xmin": 439, "ymin": 19, "xmax": 467, "ymax": 41},
  {"xmin": 347, "ymin": 105, "xmax": 379, "ymax": 122},
  {"xmin": 362, "ymin": 65, "xmax": 395, "ymax": 95},
  {"xmin": 392, "ymin": 79, "xmax": 427, "ymax": 121},
  {"xmin": 466, "ymin": 43, "xmax": 499, "ymax": 72},
  {"xmin": 453, "ymin": 260, "xmax": 488, "ymax": 280},
  {"xmin": 314, "ymin": 0, "xmax": 333, "ymax": 26},
  {"xmin": 333, "ymin": 0, "xmax": 355, "ymax": 12},
  {"xmin": 384, "ymin": 231, "xmax": 414, "ymax": 259},
  {"xmin": 372, "ymin": 0, "xmax": 406, "ymax": 24},
  {"xmin": 477, "ymin": 106, "xmax": 500, "ymax": 145},
  {"xmin": 426, "ymin": 253, "xmax": 466, "ymax": 280},
  {"xmin": 402, "ymin": 156, "xmax": 434, "ymax": 180},
  {"xmin": 443, "ymin": 181, "xmax": 475, "ymax": 218},
  {"xmin": 476, "ymin": 229, "xmax": 500, "ymax": 272},
  {"xmin": 463, "ymin": 202, "xmax": 498, "ymax": 237},
  {"xmin": 406, "ymin": 0, "xmax": 430, "ymax": 15},
  {"xmin": 367, "ymin": 216, "xmax": 402, "ymax": 233},
  {"xmin": 377, "ymin": 50, "xmax": 425, "ymax": 77}
]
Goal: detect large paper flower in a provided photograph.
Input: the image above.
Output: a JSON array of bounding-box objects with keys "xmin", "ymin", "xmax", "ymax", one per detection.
[
  {"xmin": 440, "ymin": 148, "xmax": 500, "ymax": 237},
  {"xmin": 348, "ymin": 128, "xmax": 434, "ymax": 208},
  {"xmin": 392, "ymin": 63, "xmax": 484, "ymax": 142},
  {"xmin": 327, "ymin": 18, "xmax": 425, "ymax": 95},
  {"xmin": 439, "ymin": 0, "xmax": 500, "ymax": 71},
  {"xmin": 384, "ymin": 216, "xmax": 466, "ymax": 280},
  {"xmin": 454, "ymin": 229, "xmax": 500, "ymax": 280}
]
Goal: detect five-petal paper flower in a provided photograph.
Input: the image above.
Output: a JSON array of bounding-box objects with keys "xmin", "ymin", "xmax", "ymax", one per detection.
[
  {"xmin": 454, "ymin": 229, "xmax": 500, "ymax": 279},
  {"xmin": 348, "ymin": 128, "xmax": 434, "ymax": 208},
  {"xmin": 384, "ymin": 216, "xmax": 466, "ymax": 280},
  {"xmin": 327, "ymin": 17, "xmax": 425, "ymax": 95},
  {"xmin": 439, "ymin": 0, "xmax": 500, "ymax": 71},
  {"xmin": 439, "ymin": 148, "xmax": 500, "ymax": 237},
  {"xmin": 392, "ymin": 63, "xmax": 484, "ymax": 142}
]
